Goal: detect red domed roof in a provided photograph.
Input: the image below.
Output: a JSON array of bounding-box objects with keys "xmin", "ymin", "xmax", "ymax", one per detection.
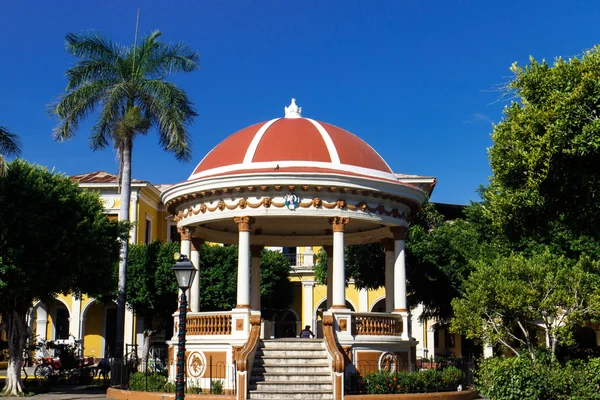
[{"xmin": 189, "ymin": 99, "xmax": 397, "ymax": 183}]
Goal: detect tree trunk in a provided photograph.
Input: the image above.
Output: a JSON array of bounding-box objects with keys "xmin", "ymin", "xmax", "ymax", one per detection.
[
  {"xmin": 114, "ymin": 137, "xmax": 133, "ymax": 383},
  {"xmin": 1, "ymin": 310, "xmax": 27, "ymax": 396},
  {"xmin": 139, "ymin": 328, "xmax": 156, "ymax": 372}
]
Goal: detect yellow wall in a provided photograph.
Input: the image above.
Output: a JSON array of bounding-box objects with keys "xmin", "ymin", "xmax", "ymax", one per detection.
[{"xmin": 83, "ymin": 302, "xmax": 104, "ymax": 358}]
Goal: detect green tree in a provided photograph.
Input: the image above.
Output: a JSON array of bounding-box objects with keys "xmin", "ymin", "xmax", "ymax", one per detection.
[
  {"xmin": 199, "ymin": 245, "xmax": 293, "ymax": 318},
  {"xmin": 126, "ymin": 241, "xmax": 179, "ymax": 369},
  {"xmin": 451, "ymin": 250, "xmax": 600, "ymax": 360},
  {"xmin": 0, "ymin": 160, "xmax": 127, "ymax": 395},
  {"xmin": 0, "ymin": 126, "xmax": 21, "ymax": 177},
  {"xmin": 49, "ymin": 30, "xmax": 199, "ymax": 359},
  {"xmin": 484, "ymin": 47, "xmax": 600, "ymax": 254},
  {"xmin": 313, "ymin": 201, "xmax": 485, "ymax": 321}
]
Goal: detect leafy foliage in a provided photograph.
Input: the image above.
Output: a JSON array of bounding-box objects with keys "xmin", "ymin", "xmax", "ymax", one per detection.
[
  {"xmin": 484, "ymin": 47, "xmax": 600, "ymax": 252},
  {"xmin": 0, "ymin": 160, "xmax": 127, "ymax": 311},
  {"xmin": 50, "ymin": 30, "xmax": 199, "ymax": 161},
  {"xmin": 199, "ymin": 245, "xmax": 293, "ymax": 317},
  {"xmin": 362, "ymin": 366, "xmax": 464, "ymax": 394},
  {"xmin": 451, "ymin": 250, "xmax": 600, "ymax": 359},
  {"xmin": 476, "ymin": 353, "xmax": 600, "ymax": 400},
  {"xmin": 126, "ymin": 241, "xmax": 180, "ymax": 329},
  {"xmin": 0, "ymin": 126, "xmax": 21, "ymax": 177},
  {"xmin": 128, "ymin": 372, "xmax": 167, "ymax": 392},
  {"xmin": 0, "ymin": 160, "xmax": 127, "ymax": 395}
]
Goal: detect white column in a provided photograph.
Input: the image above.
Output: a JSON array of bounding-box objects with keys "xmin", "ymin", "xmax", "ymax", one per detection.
[
  {"xmin": 304, "ymin": 246, "xmax": 315, "ymax": 267},
  {"xmin": 359, "ymin": 288, "xmax": 369, "ymax": 312},
  {"xmin": 35, "ymin": 304, "xmax": 48, "ymax": 357},
  {"xmin": 190, "ymin": 238, "xmax": 203, "ymax": 313},
  {"xmin": 178, "ymin": 226, "xmax": 194, "ymax": 300},
  {"xmin": 124, "ymin": 307, "xmax": 135, "ymax": 347},
  {"xmin": 392, "ymin": 227, "xmax": 409, "ymax": 340},
  {"xmin": 235, "ymin": 217, "xmax": 254, "ymax": 309},
  {"xmin": 330, "ymin": 217, "xmax": 349, "ymax": 309},
  {"xmin": 383, "ymin": 239, "xmax": 395, "ymax": 312},
  {"xmin": 302, "ymin": 282, "xmax": 315, "ymax": 329},
  {"xmin": 251, "ymin": 245, "xmax": 262, "ymax": 311},
  {"xmin": 483, "ymin": 344, "xmax": 494, "ymax": 358},
  {"xmin": 325, "ymin": 246, "xmax": 333, "ymax": 309},
  {"xmin": 70, "ymin": 295, "xmax": 82, "ymax": 339}
]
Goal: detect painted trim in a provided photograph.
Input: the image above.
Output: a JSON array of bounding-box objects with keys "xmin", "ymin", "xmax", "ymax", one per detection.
[
  {"xmin": 370, "ymin": 296, "xmax": 387, "ymax": 312},
  {"xmin": 305, "ymin": 118, "xmax": 341, "ymax": 164},
  {"xmin": 188, "ymin": 160, "xmax": 398, "ymax": 182},
  {"xmin": 242, "ymin": 118, "xmax": 281, "ymax": 164}
]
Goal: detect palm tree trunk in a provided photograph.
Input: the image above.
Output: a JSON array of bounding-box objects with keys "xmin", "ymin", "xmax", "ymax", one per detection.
[
  {"xmin": 114, "ymin": 136, "xmax": 133, "ymax": 384},
  {"xmin": 1, "ymin": 310, "xmax": 27, "ymax": 396}
]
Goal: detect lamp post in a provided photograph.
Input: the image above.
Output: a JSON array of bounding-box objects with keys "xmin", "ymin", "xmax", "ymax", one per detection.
[{"xmin": 172, "ymin": 253, "xmax": 196, "ymax": 400}]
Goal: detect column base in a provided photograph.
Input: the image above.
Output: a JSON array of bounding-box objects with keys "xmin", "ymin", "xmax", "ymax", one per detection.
[
  {"xmin": 235, "ymin": 304, "xmax": 251, "ymax": 309},
  {"xmin": 393, "ymin": 308, "xmax": 408, "ymax": 313},
  {"xmin": 331, "ymin": 305, "xmax": 348, "ymax": 310}
]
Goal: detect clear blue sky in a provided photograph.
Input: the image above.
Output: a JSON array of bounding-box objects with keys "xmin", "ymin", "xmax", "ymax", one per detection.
[{"xmin": 1, "ymin": 0, "xmax": 597, "ymax": 205}]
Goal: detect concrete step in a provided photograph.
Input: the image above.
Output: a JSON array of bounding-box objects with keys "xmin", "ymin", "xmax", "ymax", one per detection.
[
  {"xmin": 252, "ymin": 363, "xmax": 330, "ymax": 374},
  {"xmin": 251, "ymin": 372, "xmax": 331, "ymax": 382},
  {"xmin": 248, "ymin": 389, "xmax": 333, "ymax": 400},
  {"xmin": 254, "ymin": 356, "xmax": 329, "ymax": 366},
  {"xmin": 259, "ymin": 339, "xmax": 324, "ymax": 350},
  {"xmin": 253, "ymin": 381, "xmax": 332, "ymax": 391},
  {"xmin": 256, "ymin": 348, "xmax": 327, "ymax": 357}
]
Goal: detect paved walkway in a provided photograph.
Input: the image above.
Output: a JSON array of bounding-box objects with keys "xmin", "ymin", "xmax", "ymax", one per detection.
[{"xmin": 23, "ymin": 386, "xmax": 107, "ymax": 399}]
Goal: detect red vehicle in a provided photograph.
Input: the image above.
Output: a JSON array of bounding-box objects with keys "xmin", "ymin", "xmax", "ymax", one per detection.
[{"xmin": 34, "ymin": 339, "xmax": 95, "ymax": 384}]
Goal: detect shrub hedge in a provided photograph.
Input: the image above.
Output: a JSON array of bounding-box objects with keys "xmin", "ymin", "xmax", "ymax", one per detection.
[
  {"xmin": 476, "ymin": 354, "xmax": 600, "ymax": 400},
  {"xmin": 363, "ymin": 366, "xmax": 464, "ymax": 394}
]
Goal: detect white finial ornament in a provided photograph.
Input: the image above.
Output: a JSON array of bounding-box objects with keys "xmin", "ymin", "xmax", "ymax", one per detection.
[{"xmin": 284, "ymin": 98, "xmax": 302, "ymax": 118}]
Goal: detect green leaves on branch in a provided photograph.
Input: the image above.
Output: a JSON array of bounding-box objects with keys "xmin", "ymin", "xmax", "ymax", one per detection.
[{"xmin": 451, "ymin": 250, "xmax": 600, "ymax": 359}]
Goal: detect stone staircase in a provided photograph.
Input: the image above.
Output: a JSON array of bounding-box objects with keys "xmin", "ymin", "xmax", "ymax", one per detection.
[{"xmin": 248, "ymin": 339, "xmax": 333, "ymax": 400}]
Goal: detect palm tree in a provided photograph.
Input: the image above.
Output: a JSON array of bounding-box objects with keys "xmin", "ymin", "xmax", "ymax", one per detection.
[
  {"xmin": 0, "ymin": 126, "xmax": 22, "ymax": 177},
  {"xmin": 50, "ymin": 30, "xmax": 199, "ymax": 364}
]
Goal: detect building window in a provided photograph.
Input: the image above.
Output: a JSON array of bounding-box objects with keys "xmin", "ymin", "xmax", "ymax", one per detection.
[
  {"xmin": 145, "ymin": 218, "xmax": 152, "ymax": 243},
  {"xmin": 169, "ymin": 224, "xmax": 180, "ymax": 242}
]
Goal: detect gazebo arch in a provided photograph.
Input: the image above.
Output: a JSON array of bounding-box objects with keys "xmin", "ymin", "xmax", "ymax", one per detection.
[{"xmin": 161, "ymin": 99, "xmax": 436, "ymax": 399}]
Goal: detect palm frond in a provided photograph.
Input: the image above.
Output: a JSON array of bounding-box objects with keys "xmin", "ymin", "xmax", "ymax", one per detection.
[
  {"xmin": 90, "ymin": 83, "xmax": 129, "ymax": 151},
  {"xmin": 65, "ymin": 32, "xmax": 120, "ymax": 62},
  {"xmin": 65, "ymin": 59, "xmax": 120, "ymax": 91},
  {"xmin": 138, "ymin": 79, "xmax": 196, "ymax": 161},
  {"xmin": 143, "ymin": 41, "xmax": 200, "ymax": 77},
  {"xmin": 50, "ymin": 81, "xmax": 109, "ymax": 142},
  {"xmin": 0, "ymin": 126, "xmax": 22, "ymax": 157},
  {"xmin": 0, "ymin": 156, "xmax": 7, "ymax": 177}
]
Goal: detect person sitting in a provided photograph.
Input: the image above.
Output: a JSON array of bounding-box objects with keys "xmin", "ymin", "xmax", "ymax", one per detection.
[{"xmin": 300, "ymin": 325, "xmax": 315, "ymax": 338}]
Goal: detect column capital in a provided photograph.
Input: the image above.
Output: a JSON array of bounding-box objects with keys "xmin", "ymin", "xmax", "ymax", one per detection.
[
  {"xmin": 390, "ymin": 226, "xmax": 408, "ymax": 240},
  {"xmin": 381, "ymin": 238, "xmax": 395, "ymax": 251},
  {"xmin": 234, "ymin": 216, "xmax": 256, "ymax": 232},
  {"xmin": 178, "ymin": 226, "xmax": 196, "ymax": 241},
  {"xmin": 190, "ymin": 237, "xmax": 205, "ymax": 251},
  {"xmin": 250, "ymin": 245, "xmax": 262, "ymax": 258},
  {"xmin": 329, "ymin": 216, "xmax": 350, "ymax": 232}
]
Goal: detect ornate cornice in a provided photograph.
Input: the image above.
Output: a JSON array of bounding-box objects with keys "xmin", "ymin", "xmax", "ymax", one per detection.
[
  {"xmin": 173, "ymin": 196, "xmax": 409, "ymax": 222},
  {"xmin": 329, "ymin": 216, "xmax": 350, "ymax": 233},
  {"xmin": 166, "ymin": 184, "xmax": 417, "ymax": 215}
]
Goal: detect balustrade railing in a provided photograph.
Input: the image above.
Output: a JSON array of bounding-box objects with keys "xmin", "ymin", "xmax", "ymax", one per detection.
[
  {"xmin": 186, "ymin": 313, "xmax": 232, "ymax": 335},
  {"xmin": 352, "ymin": 313, "xmax": 403, "ymax": 336}
]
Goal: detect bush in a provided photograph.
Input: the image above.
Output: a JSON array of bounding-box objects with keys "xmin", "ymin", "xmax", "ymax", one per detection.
[
  {"xmin": 476, "ymin": 354, "xmax": 600, "ymax": 400},
  {"xmin": 128, "ymin": 372, "xmax": 168, "ymax": 392},
  {"xmin": 363, "ymin": 366, "xmax": 464, "ymax": 394},
  {"xmin": 211, "ymin": 379, "xmax": 224, "ymax": 394}
]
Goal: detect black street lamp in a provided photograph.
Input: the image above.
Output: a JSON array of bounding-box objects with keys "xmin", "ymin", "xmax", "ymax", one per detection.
[{"xmin": 172, "ymin": 252, "xmax": 196, "ymax": 400}]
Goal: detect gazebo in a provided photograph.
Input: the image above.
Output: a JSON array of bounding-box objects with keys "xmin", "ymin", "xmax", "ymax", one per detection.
[{"xmin": 161, "ymin": 99, "xmax": 436, "ymax": 400}]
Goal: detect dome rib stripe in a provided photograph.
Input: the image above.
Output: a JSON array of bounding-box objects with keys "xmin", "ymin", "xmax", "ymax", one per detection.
[
  {"xmin": 242, "ymin": 118, "xmax": 280, "ymax": 164},
  {"xmin": 305, "ymin": 118, "xmax": 340, "ymax": 164}
]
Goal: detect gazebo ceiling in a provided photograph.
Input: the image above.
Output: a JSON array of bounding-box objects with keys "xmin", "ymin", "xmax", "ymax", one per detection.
[{"xmin": 161, "ymin": 99, "xmax": 436, "ymax": 243}]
